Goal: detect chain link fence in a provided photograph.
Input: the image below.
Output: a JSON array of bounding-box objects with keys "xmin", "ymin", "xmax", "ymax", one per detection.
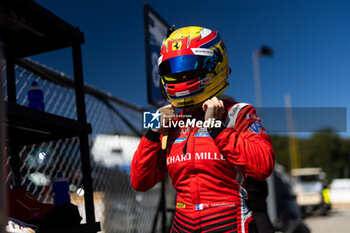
[{"xmin": 4, "ymin": 58, "xmax": 168, "ymax": 233}]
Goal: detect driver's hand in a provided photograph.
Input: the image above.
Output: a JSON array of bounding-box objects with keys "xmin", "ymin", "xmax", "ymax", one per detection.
[
  {"xmin": 151, "ymin": 104, "xmax": 175, "ymax": 133},
  {"xmin": 202, "ymin": 97, "xmax": 225, "ymax": 123}
]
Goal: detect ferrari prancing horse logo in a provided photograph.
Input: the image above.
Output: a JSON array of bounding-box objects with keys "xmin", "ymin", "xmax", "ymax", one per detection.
[{"xmin": 172, "ymin": 41, "xmax": 182, "ymax": 51}]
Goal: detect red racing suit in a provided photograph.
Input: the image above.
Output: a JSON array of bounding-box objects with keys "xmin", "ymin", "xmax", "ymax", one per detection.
[{"xmin": 131, "ymin": 100, "xmax": 275, "ymax": 233}]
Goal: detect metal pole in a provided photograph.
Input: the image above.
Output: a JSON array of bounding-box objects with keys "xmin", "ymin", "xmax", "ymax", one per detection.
[
  {"xmin": 143, "ymin": 3, "xmax": 152, "ymax": 106},
  {"xmin": 5, "ymin": 50, "xmax": 16, "ymax": 104},
  {"xmin": 72, "ymin": 42, "xmax": 96, "ymax": 224},
  {"xmin": 284, "ymin": 93, "xmax": 301, "ymax": 170},
  {"xmin": 0, "ymin": 39, "xmax": 7, "ymax": 233},
  {"xmin": 5, "ymin": 49, "xmax": 21, "ymax": 187},
  {"xmin": 266, "ymin": 174, "xmax": 277, "ymax": 225},
  {"xmin": 161, "ymin": 180, "xmax": 167, "ymax": 233},
  {"xmin": 252, "ymin": 48, "xmax": 277, "ymax": 225}
]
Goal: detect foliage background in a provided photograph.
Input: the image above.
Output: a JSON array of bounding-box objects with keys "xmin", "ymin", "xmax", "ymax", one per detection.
[{"xmin": 271, "ymin": 129, "xmax": 350, "ymax": 182}]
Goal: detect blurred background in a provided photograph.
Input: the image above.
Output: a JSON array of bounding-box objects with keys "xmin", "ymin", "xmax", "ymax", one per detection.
[
  {"xmin": 2, "ymin": 0, "xmax": 350, "ymax": 233},
  {"xmin": 31, "ymin": 0, "xmax": 350, "ymax": 119}
]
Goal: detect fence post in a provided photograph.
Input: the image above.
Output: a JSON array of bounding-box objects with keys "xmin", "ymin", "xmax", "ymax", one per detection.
[
  {"xmin": 0, "ymin": 39, "xmax": 7, "ymax": 233},
  {"xmin": 5, "ymin": 48, "xmax": 21, "ymax": 187},
  {"xmin": 161, "ymin": 180, "xmax": 167, "ymax": 233},
  {"xmin": 72, "ymin": 41, "xmax": 96, "ymax": 225}
]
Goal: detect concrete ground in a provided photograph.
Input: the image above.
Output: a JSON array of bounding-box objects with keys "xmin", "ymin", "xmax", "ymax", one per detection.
[{"xmin": 304, "ymin": 204, "xmax": 350, "ymax": 233}]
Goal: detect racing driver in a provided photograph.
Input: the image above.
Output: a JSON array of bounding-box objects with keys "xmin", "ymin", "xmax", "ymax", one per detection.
[{"xmin": 131, "ymin": 26, "xmax": 275, "ymax": 233}]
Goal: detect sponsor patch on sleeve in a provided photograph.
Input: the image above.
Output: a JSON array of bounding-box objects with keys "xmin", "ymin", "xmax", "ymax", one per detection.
[
  {"xmin": 176, "ymin": 202, "xmax": 186, "ymax": 208},
  {"xmin": 248, "ymin": 121, "xmax": 265, "ymax": 134}
]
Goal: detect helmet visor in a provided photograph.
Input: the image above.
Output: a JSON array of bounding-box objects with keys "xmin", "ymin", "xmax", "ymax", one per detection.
[
  {"xmin": 159, "ymin": 55, "xmax": 218, "ymax": 78},
  {"xmin": 162, "ymin": 69, "xmax": 208, "ymax": 83}
]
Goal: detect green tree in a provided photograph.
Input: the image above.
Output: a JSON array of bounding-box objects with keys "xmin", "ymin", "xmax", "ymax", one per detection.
[
  {"xmin": 270, "ymin": 135, "xmax": 290, "ymax": 171},
  {"xmin": 270, "ymin": 130, "xmax": 350, "ymax": 180},
  {"xmin": 300, "ymin": 129, "xmax": 342, "ymax": 179}
]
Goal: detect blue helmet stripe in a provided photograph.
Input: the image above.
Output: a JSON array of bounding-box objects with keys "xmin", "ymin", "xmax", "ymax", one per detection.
[{"xmin": 200, "ymin": 34, "xmax": 221, "ymax": 49}]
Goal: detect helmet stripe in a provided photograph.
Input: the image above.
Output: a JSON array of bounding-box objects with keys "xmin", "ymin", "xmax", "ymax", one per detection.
[{"xmin": 200, "ymin": 34, "xmax": 222, "ymax": 49}]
